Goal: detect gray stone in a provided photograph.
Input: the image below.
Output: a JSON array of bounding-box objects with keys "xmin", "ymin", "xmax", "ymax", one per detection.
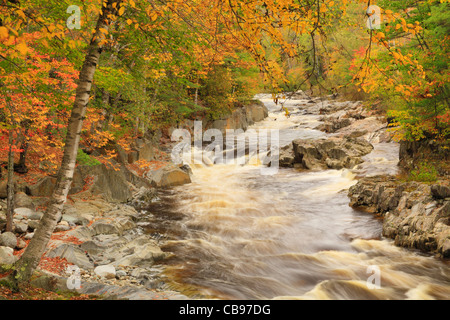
[
  {"xmin": 65, "ymin": 226, "xmax": 93, "ymax": 241},
  {"xmin": 0, "ymin": 232, "xmax": 17, "ymax": 249},
  {"xmin": 28, "ymin": 176, "xmax": 56, "ymax": 197},
  {"xmin": 113, "ymin": 243, "xmax": 167, "ymax": 267},
  {"xmin": 16, "ymin": 238, "xmax": 27, "ymax": 249},
  {"xmin": 61, "ymin": 213, "xmax": 89, "ymax": 226},
  {"xmin": 116, "ymin": 270, "xmax": 127, "ymax": 278},
  {"xmin": 54, "ymin": 224, "xmax": 71, "ymax": 233},
  {"xmin": 14, "ymin": 207, "xmax": 42, "ymax": 221},
  {"xmin": 14, "ymin": 221, "xmax": 28, "ymax": 234},
  {"xmin": 46, "ymin": 243, "xmax": 94, "ymax": 270},
  {"xmin": 0, "ymin": 246, "xmax": 18, "ymax": 265},
  {"xmin": 14, "ymin": 192, "xmax": 35, "ymax": 209},
  {"xmin": 91, "ymin": 219, "xmax": 121, "ymax": 236}
]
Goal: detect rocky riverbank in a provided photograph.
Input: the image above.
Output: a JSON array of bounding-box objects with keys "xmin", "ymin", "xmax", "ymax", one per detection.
[
  {"xmin": 276, "ymin": 94, "xmax": 449, "ymax": 259},
  {"xmin": 0, "ymin": 101, "xmax": 269, "ymax": 299},
  {"xmin": 348, "ymin": 177, "xmax": 450, "ymax": 258}
]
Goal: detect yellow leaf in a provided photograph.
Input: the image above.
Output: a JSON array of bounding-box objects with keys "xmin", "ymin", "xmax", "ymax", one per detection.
[
  {"xmin": 127, "ymin": 19, "xmax": 133, "ymax": 25},
  {"xmin": 16, "ymin": 10, "xmax": 26, "ymax": 20},
  {"xmin": 0, "ymin": 26, "xmax": 8, "ymax": 40},
  {"xmin": 129, "ymin": 0, "xmax": 136, "ymax": 8},
  {"xmin": 99, "ymin": 27, "xmax": 108, "ymax": 34},
  {"xmin": 16, "ymin": 42, "xmax": 28, "ymax": 55},
  {"xmin": 118, "ymin": 6, "xmax": 125, "ymax": 16}
]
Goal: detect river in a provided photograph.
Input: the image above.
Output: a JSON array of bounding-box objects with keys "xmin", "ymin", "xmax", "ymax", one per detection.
[{"xmin": 144, "ymin": 95, "xmax": 450, "ymax": 300}]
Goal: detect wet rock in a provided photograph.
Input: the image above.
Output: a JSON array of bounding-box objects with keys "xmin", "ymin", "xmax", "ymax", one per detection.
[
  {"xmin": 281, "ymin": 136, "xmax": 374, "ymax": 170},
  {"xmin": 147, "ymin": 166, "xmax": 191, "ymax": 188},
  {"xmin": 279, "ymin": 144, "xmax": 296, "ymax": 168},
  {"xmin": 0, "ymin": 232, "xmax": 17, "ymax": 249},
  {"xmin": 130, "ymin": 187, "xmax": 158, "ymax": 209}
]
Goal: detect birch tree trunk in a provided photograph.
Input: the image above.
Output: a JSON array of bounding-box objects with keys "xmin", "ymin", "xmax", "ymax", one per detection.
[
  {"xmin": 6, "ymin": 130, "xmax": 14, "ymax": 233},
  {"xmin": 10, "ymin": 0, "xmax": 122, "ymax": 286}
]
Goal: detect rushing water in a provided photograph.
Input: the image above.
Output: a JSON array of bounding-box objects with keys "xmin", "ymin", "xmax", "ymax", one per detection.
[{"xmin": 144, "ymin": 95, "xmax": 450, "ymax": 300}]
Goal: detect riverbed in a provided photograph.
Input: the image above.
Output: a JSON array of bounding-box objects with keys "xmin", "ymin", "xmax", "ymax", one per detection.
[{"xmin": 144, "ymin": 95, "xmax": 450, "ymax": 300}]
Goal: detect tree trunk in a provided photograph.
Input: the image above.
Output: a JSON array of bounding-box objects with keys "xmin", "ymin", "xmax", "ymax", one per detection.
[
  {"xmin": 6, "ymin": 130, "xmax": 15, "ymax": 233},
  {"xmin": 10, "ymin": 0, "xmax": 122, "ymax": 287},
  {"xmin": 16, "ymin": 128, "xmax": 29, "ymax": 174}
]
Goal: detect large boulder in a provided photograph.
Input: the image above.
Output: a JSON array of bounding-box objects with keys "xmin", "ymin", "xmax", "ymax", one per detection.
[
  {"xmin": 27, "ymin": 176, "xmax": 56, "ymax": 197},
  {"xmin": 72, "ymin": 164, "xmax": 133, "ymax": 203},
  {"xmin": 147, "ymin": 166, "xmax": 191, "ymax": 188},
  {"xmin": 281, "ymin": 136, "xmax": 374, "ymax": 170}
]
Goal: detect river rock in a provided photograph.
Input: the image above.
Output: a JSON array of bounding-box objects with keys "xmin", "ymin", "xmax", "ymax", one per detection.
[
  {"xmin": 111, "ymin": 236, "xmax": 168, "ymax": 267},
  {"xmin": 129, "ymin": 187, "xmax": 158, "ymax": 209},
  {"xmin": 14, "ymin": 221, "xmax": 28, "ymax": 234},
  {"xmin": 0, "ymin": 232, "xmax": 17, "ymax": 249},
  {"xmin": 94, "ymin": 264, "xmax": 116, "ymax": 279},
  {"xmin": 348, "ymin": 176, "xmax": 450, "ymax": 258},
  {"xmin": 0, "ymin": 246, "xmax": 18, "ymax": 265},
  {"xmin": 147, "ymin": 166, "xmax": 191, "ymax": 188},
  {"xmin": 14, "ymin": 207, "xmax": 42, "ymax": 221},
  {"xmin": 281, "ymin": 136, "xmax": 374, "ymax": 170}
]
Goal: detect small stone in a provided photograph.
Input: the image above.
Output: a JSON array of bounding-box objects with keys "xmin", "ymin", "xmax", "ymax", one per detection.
[
  {"xmin": 116, "ymin": 270, "xmax": 127, "ymax": 278},
  {"xmin": 24, "ymin": 232, "xmax": 34, "ymax": 240},
  {"xmin": 54, "ymin": 224, "xmax": 70, "ymax": 232},
  {"xmin": 16, "ymin": 238, "xmax": 27, "ymax": 249}
]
